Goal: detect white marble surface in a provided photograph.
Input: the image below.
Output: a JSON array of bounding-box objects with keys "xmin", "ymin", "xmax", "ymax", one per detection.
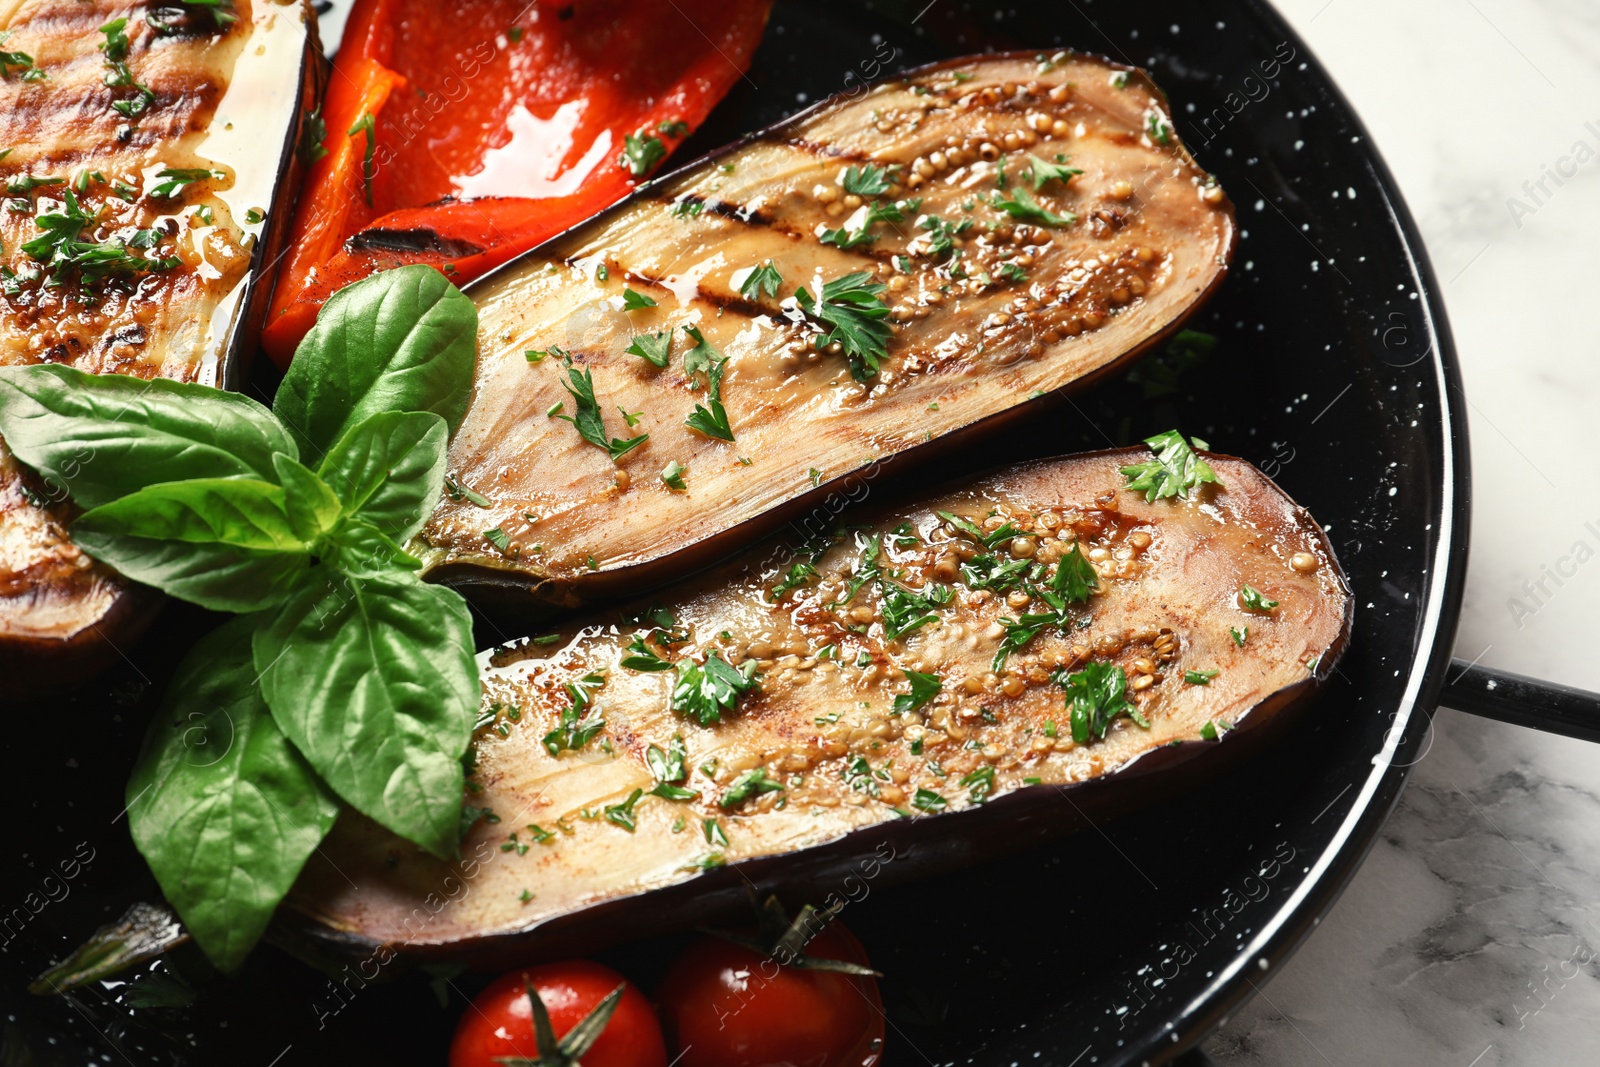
[{"xmin": 1208, "ymin": 1, "xmax": 1600, "ymax": 1063}]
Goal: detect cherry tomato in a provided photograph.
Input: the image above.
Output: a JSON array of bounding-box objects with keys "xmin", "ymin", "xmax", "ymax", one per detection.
[
  {"xmin": 658, "ymin": 922, "xmax": 884, "ymax": 1067},
  {"xmin": 449, "ymin": 959, "xmax": 666, "ymax": 1067}
]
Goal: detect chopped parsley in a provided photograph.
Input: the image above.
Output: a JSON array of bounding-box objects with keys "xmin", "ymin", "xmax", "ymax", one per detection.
[
  {"xmin": 626, "ymin": 331, "xmax": 671, "ymax": 367},
  {"xmin": 98, "ymin": 19, "xmax": 154, "ymax": 118},
  {"xmin": 621, "ymin": 287, "xmax": 657, "ymax": 311},
  {"xmin": 1059, "ymin": 662, "xmax": 1148, "ymax": 744},
  {"xmin": 991, "ymin": 186, "xmax": 1074, "ymax": 227},
  {"xmin": 345, "ymin": 112, "xmax": 377, "ymax": 206},
  {"xmin": 647, "ymin": 735, "xmax": 690, "ymax": 785},
  {"xmin": 621, "ymin": 131, "xmax": 666, "ymax": 177},
  {"xmin": 998, "ymin": 261, "xmax": 1028, "ymax": 283},
  {"xmin": 660, "ymin": 460, "xmax": 688, "ymax": 490},
  {"xmin": 1230, "ymin": 625, "xmax": 1249, "ymax": 647},
  {"xmin": 149, "ymin": 167, "xmax": 218, "ymax": 199},
  {"xmin": 808, "ymin": 468, "xmax": 823, "ymax": 487},
  {"xmin": 738, "ymin": 260, "xmax": 782, "ymax": 300},
  {"xmin": 1145, "ymin": 109, "xmax": 1173, "ymax": 145},
  {"xmin": 1025, "ymin": 153, "xmax": 1083, "ymax": 190},
  {"xmin": 703, "ymin": 818, "xmax": 729, "ymax": 847},
  {"xmin": 483, "ymin": 527, "xmax": 511, "ymax": 553},
  {"xmin": 1240, "ymin": 584, "xmax": 1278, "ymax": 612},
  {"xmin": 671, "ymin": 651, "xmax": 760, "ymax": 725},
  {"xmin": 1200, "ymin": 720, "xmax": 1221, "ymax": 741},
  {"xmin": 892, "ymin": 668, "xmax": 941, "ymax": 714},
  {"xmin": 620, "ymin": 633, "xmax": 672, "ymax": 672},
  {"xmin": 1110, "ymin": 70, "xmax": 1130, "ymax": 89},
  {"xmin": 552, "ymin": 357, "xmax": 649, "ymax": 461},
  {"xmin": 880, "ymin": 579, "xmax": 951, "ymax": 640},
  {"xmin": 603, "ymin": 789, "xmax": 644, "ymax": 832},
  {"xmin": 21, "ymin": 190, "xmax": 179, "ymax": 284},
  {"xmin": 917, "ymin": 213, "xmax": 972, "ymax": 258},
  {"xmin": 912, "ymin": 787, "xmax": 947, "ymax": 813},
  {"xmin": 769, "ymin": 561, "xmax": 818, "ymax": 602},
  {"xmin": 682, "ymin": 331, "xmax": 734, "ymax": 442},
  {"xmin": 444, "ymin": 474, "xmax": 491, "ymax": 507},
  {"xmin": 795, "ymin": 271, "xmax": 892, "ymax": 382},
  {"xmin": 669, "ymin": 197, "xmax": 704, "ymax": 219},
  {"xmin": 5, "ymin": 174, "xmax": 61, "ymax": 195},
  {"xmin": 542, "ymin": 673, "xmax": 607, "ymax": 756},
  {"xmin": 1185, "ymin": 669, "xmax": 1220, "ymax": 686},
  {"xmin": 658, "ymin": 119, "xmax": 689, "ymax": 137},
  {"xmin": 1120, "ymin": 429, "xmax": 1220, "ymax": 501},
  {"xmin": 0, "ymin": 32, "xmax": 44, "ymax": 83},
  {"xmin": 720, "ymin": 768, "xmax": 784, "ymax": 809},
  {"xmin": 959, "ymin": 765, "xmax": 996, "ymax": 803},
  {"xmin": 297, "ymin": 106, "xmax": 329, "ymax": 166},
  {"xmin": 1052, "ymin": 541, "xmax": 1098, "ymax": 602},
  {"xmin": 841, "ymin": 163, "xmax": 896, "ymax": 197}
]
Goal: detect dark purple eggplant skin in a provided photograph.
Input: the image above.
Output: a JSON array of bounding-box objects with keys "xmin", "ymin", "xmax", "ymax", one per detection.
[
  {"xmin": 0, "ymin": 4, "xmax": 325, "ymax": 693},
  {"xmin": 419, "ymin": 50, "xmax": 1237, "ymax": 622},
  {"xmin": 282, "ymin": 450, "xmax": 1350, "ymax": 971}
]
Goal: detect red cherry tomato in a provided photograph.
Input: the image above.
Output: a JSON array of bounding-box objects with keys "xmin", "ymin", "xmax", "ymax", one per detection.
[
  {"xmin": 449, "ymin": 959, "xmax": 666, "ymax": 1067},
  {"xmin": 658, "ymin": 923, "xmax": 884, "ymax": 1067}
]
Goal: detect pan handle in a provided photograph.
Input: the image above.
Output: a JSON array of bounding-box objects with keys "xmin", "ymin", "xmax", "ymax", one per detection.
[{"xmin": 1441, "ymin": 660, "xmax": 1600, "ymax": 744}]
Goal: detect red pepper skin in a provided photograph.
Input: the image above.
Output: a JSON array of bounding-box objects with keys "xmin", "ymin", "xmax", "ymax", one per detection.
[{"xmin": 263, "ymin": 0, "xmax": 770, "ymax": 366}]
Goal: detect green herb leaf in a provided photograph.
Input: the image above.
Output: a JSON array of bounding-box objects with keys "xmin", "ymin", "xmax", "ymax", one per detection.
[
  {"xmin": 720, "ymin": 768, "xmax": 784, "ymax": 809},
  {"xmin": 672, "ymin": 651, "xmax": 760, "ymax": 726},
  {"xmin": 959, "ymin": 765, "xmax": 995, "ymax": 804},
  {"xmin": 660, "ymin": 460, "xmax": 688, "ymax": 490},
  {"xmin": 620, "ymin": 132, "xmax": 666, "ymax": 177},
  {"xmin": 149, "ymin": 167, "xmax": 217, "ymax": 199},
  {"xmin": 1060, "ymin": 661, "xmax": 1148, "ymax": 744},
  {"xmin": 315, "ymin": 410, "xmax": 448, "ymax": 541},
  {"xmin": 795, "ymin": 271, "xmax": 892, "ymax": 382},
  {"xmin": 841, "ymin": 164, "xmax": 894, "ymax": 197},
  {"xmin": 1230, "ymin": 625, "xmax": 1249, "ymax": 647},
  {"xmin": 912, "ymin": 787, "xmax": 947, "ymax": 813},
  {"xmin": 892, "ymin": 668, "xmax": 941, "ymax": 714},
  {"xmin": 253, "ymin": 572, "xmax": 477, "ymax": 858},
  {"xmin": 1239, "ymin": 584, "xmax": 1278, "ymax": 612},
  {"xmin": 554, "ymin": 359, "xmax": 650, "ymax": 460},
  {"xmin": 620, "ymin": 633, "xmax": 673, "ymax": 672},
  {"xmin": 646, "ymin": 735, "xmax": 689, "ymax": 784},
  {"xmin": 126, "ymin": 618, "xmax": 339, "ymax": 972},
  {"xmin": 347, "ymin": 113, "xmax": 377, "ymax": 206},
  {"xmin": 703, "ymin": 818, "xmax": 729, "ymax": 847},
  {"xmin": 274, "ymin": 265, "xmax": 477, "ymax": 463},
  {"xmin": 72, "ymin": 479, "xmax": 311, "ymax": 612},
  {"xmin": 991, "ymin": 186, "xmax": 1074, "ymax": 227},
  {"xmin": 738, "ymin": 260, "xmax": 782, "ymax": 300},
  {"xmin": 1119, "ymin": 429, "xmax": 1220, "ymax": 502},
  {"xmin": 1185, "ymin": 668, "xmax": 1220, "ymax": 686},
  {"xmin": 0, "ymin": 364, "xmax": 294, "ymax": 508},
  {"xmin": 684, "ymin": 354, "xmax": 734, "ymax": 442},
  {"xmin": 1145, "ymin": 109, "xmax": 1173, "ymax": 145},
  {"xmin": 769, "ymin": 561, "xmax": 817, "ymax": 602},
  {"xmin": 603, "ymin": 789, "xmax": 644, "ymax": 832},
  {"xmin": 626, "ymin": 331, "xmax": 671, "ymax": 367},
  {"xmin": 272, "ymin": 453, "xmax": 342, "ymax": 542},
  {"xmin": 1025, "ymin": 154, "xmax": 1083, "ymax": 190},
  {"xmin": 681, "ymin": 324, "xmax": 721, "ymax": 382},
  {"xmin": 1200, "ymin": 720, "xmax": 1219, "ymax": 741},
  {"xmin": 1051, "ymin": 541, "xmax": 1098, "ymax": 602},
  {"xmin": 621, "ymin": 287, "xmax": 657, "ymax": 311}
]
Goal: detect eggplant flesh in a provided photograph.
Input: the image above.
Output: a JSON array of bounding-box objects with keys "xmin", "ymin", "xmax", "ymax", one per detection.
[
  {"xmin": 0, "ymin": 0, "xmax": 317, "ymax": 686},
  {"xmin": 420, "ymin": 52, "xmax": 1235, "ymax": 611},
  {"xmin": 289, "ymin": 451, "xmax": 1349, "ymax": 965}
]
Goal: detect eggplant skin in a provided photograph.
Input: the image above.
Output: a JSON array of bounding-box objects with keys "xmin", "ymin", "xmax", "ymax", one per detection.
[
  {"xmin": 420, "ymin": 51, "xmax": 1236, "ymax": 615},
  {"xmin": 0, "ymin": 0, "xmax": 318, "ymax": 690},
  {"xmin": 287, "ymin": 450, "xmax": 1350, "ymax": 968}
]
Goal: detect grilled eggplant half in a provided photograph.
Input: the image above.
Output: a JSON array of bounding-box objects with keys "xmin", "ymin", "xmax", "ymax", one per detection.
[
  {"xmin": 419, "ymin": 52, "xmax": 1236, "ymax": 613},
  {"xmin": 289, "ymin": 449, "xmax": 1349, "ymax": 967},
  {"xmin": 0, "ymin": 0, "xmax": 318, "ymax": 686}
]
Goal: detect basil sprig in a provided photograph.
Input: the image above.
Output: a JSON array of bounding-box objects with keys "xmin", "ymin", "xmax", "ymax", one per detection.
[{"xmin": 0, "ymin": 266, "xmax": 479, "ymax": 971}]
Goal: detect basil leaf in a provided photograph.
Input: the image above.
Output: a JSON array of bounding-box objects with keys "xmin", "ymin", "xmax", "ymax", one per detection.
[
  {"xmin": 317, "ymin": 410, "xmax": 448, "ymax": 540},
  {"xmin": 127, "ymin": 617, "xmax": 339, "ymax": 972},
  {"xmin": 274, "ymin": 265, "xmax": 476, "ymax": 462},
  {"xmin": 0, "ymin": 364, "xmax": 294, "ymax": 508},
  {"xmin": 320, "ymin": 519, "xmax": 423, "ymax": 578},
  {"xmin": 72, "ymin": 479, "xmax": 311, "ymax": 612},
  {"xmin": 273, "ymin": 454, "xmax": 341, "ymax": 542},
  {"xmin": 253, "ymin": 571, "xmax": 477, "ymax": 858}
]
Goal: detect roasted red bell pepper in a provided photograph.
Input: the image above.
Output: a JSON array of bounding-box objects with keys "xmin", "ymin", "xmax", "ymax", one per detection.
[{"xmin": 263, "ymin": 0, "xmax": 771, "ymax": 366}]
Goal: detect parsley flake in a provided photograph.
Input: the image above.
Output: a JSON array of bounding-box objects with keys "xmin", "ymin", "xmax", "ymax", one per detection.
[
  {"xmin": 1239, "ymin": 585, "xmax": 1278, "ymax": 612},
  {"xmin": 795, "ymin": 271, "xmax": 892, "ymax": 382},
  {"xmin": 738, "ymin": 260, "xmax": 783, "ymax": 300},
  {"xmin": 892, "ymin": 668, "xmax": 941, "ymax": 714},
  {"xmin": 671, "ymin": 651, "xmax": 760, "ymax": 726},
  {"xmin": 621, "ymin": 287, "xmax": 657, "ymax": 311},
  {"xmin": 1120, "ymin": 429, "xmax": 1220, "ymax": 502},
  {"xmin": 1059, "ymin": 662, "xmax": 1148, "ymax": 744}
]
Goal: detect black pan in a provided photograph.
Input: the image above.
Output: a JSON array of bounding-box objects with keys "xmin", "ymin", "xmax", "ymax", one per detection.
[{"xmin": 3, "ymin": 2, "xmax": 1591, "ymax": 1064}]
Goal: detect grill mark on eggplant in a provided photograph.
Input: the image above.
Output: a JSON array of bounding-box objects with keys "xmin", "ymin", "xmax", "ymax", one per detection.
[
  {"xmin": 346, "ymin": 228, "xmax": 486, "ymax": 259},
  {"xmin": 295, "ymin": 450, "xmax": 1348, "ymax": 959},
  {"xmin": 425, "ymin": 52, "xmax": 1235, "ymax": 611}
]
